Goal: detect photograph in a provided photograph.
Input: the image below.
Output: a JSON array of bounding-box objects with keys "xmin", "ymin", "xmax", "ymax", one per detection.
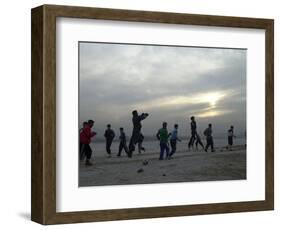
[
  {"xmin": 30, "ymin": 4, "xmax": 274, "ymax": 224},
  {"xmin": 78, "ymin": 42, "xmax": 247, "ymax": 187}
]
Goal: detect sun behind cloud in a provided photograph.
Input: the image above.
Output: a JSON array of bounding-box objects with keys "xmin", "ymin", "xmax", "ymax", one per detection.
[
  {"xmin": 137, "ymin": 90, "xmax": 231, "ymax": 113},
  {"xmin": 196, "ymin": 91, "xmax": 226, "ymax": 107}
]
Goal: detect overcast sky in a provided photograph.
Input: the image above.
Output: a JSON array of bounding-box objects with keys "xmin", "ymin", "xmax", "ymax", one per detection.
[{"xmin": 79, "ymin": 42, "xmax": 246, "ymax": 137}]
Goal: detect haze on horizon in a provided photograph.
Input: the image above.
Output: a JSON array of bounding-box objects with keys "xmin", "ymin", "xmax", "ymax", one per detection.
[{"xmin": 79, "ymin": 42, "xmax": 246, "ymax": 138}]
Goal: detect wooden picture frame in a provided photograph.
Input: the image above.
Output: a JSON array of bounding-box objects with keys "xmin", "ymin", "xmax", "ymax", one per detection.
[{"xmin": 31, "ymin": 4, "xmax": 274, "ymax": 225}]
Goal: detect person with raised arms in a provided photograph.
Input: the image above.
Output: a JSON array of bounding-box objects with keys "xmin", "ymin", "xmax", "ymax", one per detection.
[{"xmin": 128, "ymin": 110, "xmax": 149, "ymax": 158}]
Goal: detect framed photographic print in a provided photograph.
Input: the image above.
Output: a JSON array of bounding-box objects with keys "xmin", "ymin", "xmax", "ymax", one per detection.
[{"xmin": 31, "ymin": 4, "xmax": 274, "ymax": 225}]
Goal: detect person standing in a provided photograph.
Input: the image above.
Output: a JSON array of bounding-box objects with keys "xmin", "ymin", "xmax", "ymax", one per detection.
[
  {"xmin": 128, "ymin": 110, "xmax": 149, "ymax": 157},
  {"xmin": 204, "ymin": 123, "xmax": 215, "ymax": 152},
  {"xmin": 117, "ymin": 127, "xmax": 128, "ymax": 157},
  {"xmin": 227, "ymin": 125, "xmax": 236, "ymax": 151},
  {"xmin": 79, "ymin": 120, "xmax": 97, "ymax": 166},
  {"xmin": 169, "ymin": 124, "xmax": 181, "ymax": 158},
  {"xmin": 188, "ymin": 116, "xmax": 197, "ymax": 150},
  {"xmin": 156, "ymin": 122, "xmax": 171, "ymax": 160},
  {"xmin": 104, "ymin": 124, "xmax": 115, "ymax": 157}
]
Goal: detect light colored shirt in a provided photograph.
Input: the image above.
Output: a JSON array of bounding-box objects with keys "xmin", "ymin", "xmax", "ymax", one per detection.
[{"xmin": 170, "ymin": 129, "xmax": 178, "ymax": 140}]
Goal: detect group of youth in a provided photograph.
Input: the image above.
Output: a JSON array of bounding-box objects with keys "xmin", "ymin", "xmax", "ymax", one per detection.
[{"xmin": 79, "ymin": 110, "xmax": 236, "ymax": 166}]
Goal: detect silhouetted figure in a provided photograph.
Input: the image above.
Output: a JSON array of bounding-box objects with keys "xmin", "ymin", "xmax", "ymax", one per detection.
[
  {"xmin": 227, "ymin": 125, "xmax": 236, "ymax": 151},
  {"xmin": 195, "ymin": 133, "xmax": 204, "ymax": 150},
  {"xmin": 128, "ymin": 110, "xmax": 149, "ymax": 157},
  {"xmin": 188, "ymin": 116, "xmax": 197, "ymax": 150},
  {"xmin": 79, "ymin": 120, "xmax": 97, "ymax": 166},
  {"xmin": 204, "ymin": 123, "xmax": 215, "ymax": 152},
  {"xmin": 104, "ymin": 124, "xmax": 115, "ymax": 157},
  {"xmin": 79, "ymin": 121, "xmax": 88, "ymax": 160},
  {"xmin": 137, "ymin": 133, "xmax": 146, "ymax": 154},
  {"xmin": 156, "ymin": 122, "xmax": 171, "ymax": 160},
  {"xmin": 169, "ymin": 124, "xmax": 181, "ymax": 158},
  {"xmin": 117, "ymin": 127, "xmax": 128, "ymax": 156}
]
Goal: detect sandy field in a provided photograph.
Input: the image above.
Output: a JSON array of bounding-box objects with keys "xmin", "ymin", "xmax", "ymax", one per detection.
[{"xmin": 79, "ymin": 144, "xmax": 246, "ymax": 187}]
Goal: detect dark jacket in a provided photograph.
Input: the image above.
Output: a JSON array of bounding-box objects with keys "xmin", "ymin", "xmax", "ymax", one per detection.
[
  {"xmin": 132, "ymin": 113, "xmax": 148, "ymax": 131},
  {"xmin": 104, "ymin": 129, "xmax": 115, "ymax": 140},
  {"xmin": 191, "ymin": 121, "xmax": 197, "ymax": 134},
  {"xmin": 119, "ymin": 131, "xmax": 126, "ymax": 142}
]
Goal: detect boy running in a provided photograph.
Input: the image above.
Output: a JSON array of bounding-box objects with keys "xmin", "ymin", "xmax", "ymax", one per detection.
[
  {"xmin": 117, "ymin": 127, "xmax": 128, "ymax": 156},
  {"xmin": 104, "ymin": 124, "xmax": 115, "ymax": 157},
  {"xmin": 128, "ymin": 110, "xmax": 149, "ymax": 157},
  {"xmin": 169, "ymin": 124, "xmax": 181, "ymax": 158},
  {"xmin": 188, "ymin": 116, "xmax": 197, "ymax": 150},
  {"xmin": 79, "ymin": 121, "xmax": 88, "ymax": 160},
  {"xmin": 227, "ymin": 125, "xmax": 236, "ymax": 151},
  {"xmin": 204, "ymin": 123, "xmax": 215, "ymax": 152},
  {"xmin": 79, "ymin": 120, "xmax": 97, "ymax": 166}
]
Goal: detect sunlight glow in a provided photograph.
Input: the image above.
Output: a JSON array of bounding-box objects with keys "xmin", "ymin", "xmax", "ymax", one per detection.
[
  {"xmin": 139, "ymin": 90, "xmax": 230, "ymax": 109},
  {"xmin": 195, "ymin": 92, "xmax": 226, "ymax": 107},
  {"xmin": 136, "ymin": 90, "xmax": 232, "ymax": 118}
]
